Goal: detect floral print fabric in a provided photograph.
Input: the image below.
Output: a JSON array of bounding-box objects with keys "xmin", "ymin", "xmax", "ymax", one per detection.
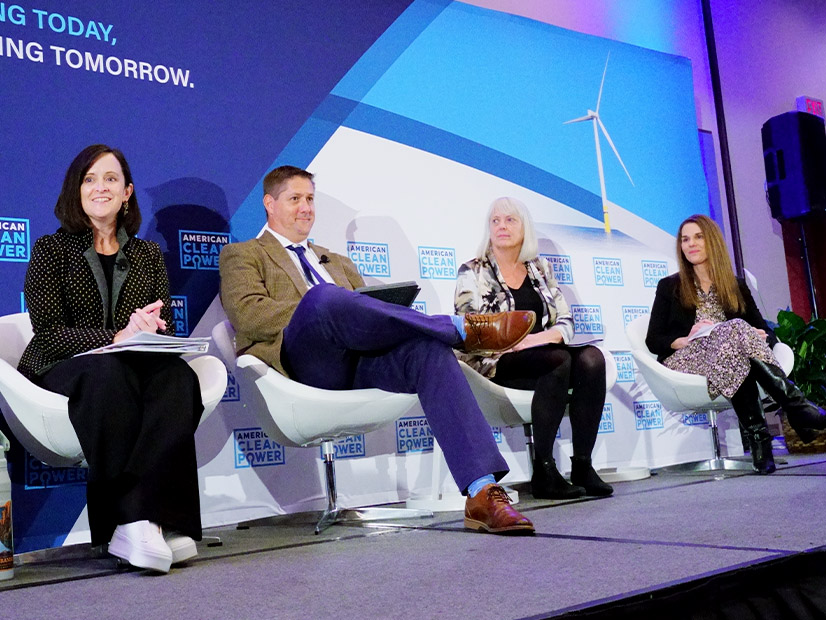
[
  {"xmin": 663, "ymin": 286, "xmax": 776, "ymax": 399},
  {"xmin": 454, "ymin": 251, "xmax": 573, "ymax": 378}
]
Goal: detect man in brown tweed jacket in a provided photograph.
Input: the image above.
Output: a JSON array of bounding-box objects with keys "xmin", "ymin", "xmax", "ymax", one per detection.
[{"xmin": 219, "ymin": 165, "xmax": 536, "ymax": 534}]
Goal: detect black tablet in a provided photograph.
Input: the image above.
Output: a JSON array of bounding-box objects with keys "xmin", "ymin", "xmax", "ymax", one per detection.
[{"xmin": 356, "ymin": 281, "xmax": 421, "ymax": 307}]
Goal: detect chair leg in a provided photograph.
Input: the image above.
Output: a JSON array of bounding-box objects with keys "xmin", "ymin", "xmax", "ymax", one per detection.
[
  {"xmin": 709, "ymin": 410, "xmax": 723, "ymax": 460},
  {"xmin": 523, "ymin": 423, "xmax": 535, "ymax": 474},
  {"xmin": 202, "ymin": 535, "xmax": 223, "ymax": 547},
  {"xmin": 314, "ymin": 440, "xmax": 433, "ymax": 534},
  {"xmin": 656, "ymin": 409, "xmax": 756, "ymax": 473},
  {"xmin": 315, "ymin": 441, "xmax": 342, "ymax": 534}
]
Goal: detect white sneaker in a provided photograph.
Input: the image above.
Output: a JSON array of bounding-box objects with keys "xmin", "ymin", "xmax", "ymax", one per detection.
[
  {"xmin": 108, "ymin": 521, "xmax": 173, "ymax": 573},
  {"xmin": 164, "ymin": 532, "xmax": 197, "ymax": 564}
]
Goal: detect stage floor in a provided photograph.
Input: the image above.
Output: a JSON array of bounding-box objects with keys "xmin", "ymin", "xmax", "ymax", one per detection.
[{"xmin": 4, "ymin": 453, "xmax": 826, "ymax": 619}]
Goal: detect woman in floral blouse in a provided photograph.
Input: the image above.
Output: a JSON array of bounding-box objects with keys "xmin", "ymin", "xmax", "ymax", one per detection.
[
  {"xmin": 455, "ymin": 197, "xmax": 612, "ymax": 499},
  {"xmin": 646, "ymin": 214, "xmax": 826, "ymax": 474}
]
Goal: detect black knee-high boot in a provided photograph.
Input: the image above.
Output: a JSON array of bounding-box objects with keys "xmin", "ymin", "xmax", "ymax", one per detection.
[
  {"xmin": 730, "ymin": 378, "xmax": 776, "ymax": 475},
  {"xmin": 749, "ymin": 359, "xmax": 826, "ymax": 443}
]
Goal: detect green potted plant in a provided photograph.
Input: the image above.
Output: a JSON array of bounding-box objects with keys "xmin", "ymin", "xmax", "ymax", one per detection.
[{"xmin": 773, "ymin": 310, "xmax": 826, "ymax": 451}]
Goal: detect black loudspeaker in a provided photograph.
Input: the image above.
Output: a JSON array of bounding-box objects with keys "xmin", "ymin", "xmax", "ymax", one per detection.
[{"xmin": 761, "ymin": 111, "xmax": 826, "ymax": 220}]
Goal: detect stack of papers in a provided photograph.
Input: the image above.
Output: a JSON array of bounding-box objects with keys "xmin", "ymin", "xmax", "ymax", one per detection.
[
  {"xmin": 687, "ymin": 322, "xmax": 720, "ymax": 342},
  {"xmin": 78, "ymin": 332, "xmax": 211, "ymax": 356},
  {"xmin": 568, "ymin": 337, "xmax": 604, "ymax": 347}
]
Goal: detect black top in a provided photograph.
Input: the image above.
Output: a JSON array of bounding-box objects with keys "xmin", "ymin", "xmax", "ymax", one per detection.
[
  {"xmin": 509, "ymin": 275, "xmax": 544, "ymax": 334},
  {"xmin": 97, "ymin": 252, "xmax": 117, "ymax": 329},
  {"xmin": 645, "ymin": 272, "xmax": 777, "ymax": 362}
]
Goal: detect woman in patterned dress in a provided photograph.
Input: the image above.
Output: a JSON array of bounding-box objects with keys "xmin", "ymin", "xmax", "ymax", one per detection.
[
  {"xmin": 646, "ymin": 214, "xmax": 826, "ymax": 474},
  {"xmin": 18, "ymin": 145, "xmax": 203, "ymax": 572},
  {"xmin": 455, "ymin": 197, "xmax": 612, "ymax": 499}
]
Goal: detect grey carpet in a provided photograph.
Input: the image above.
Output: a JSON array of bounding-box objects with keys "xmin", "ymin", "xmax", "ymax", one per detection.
[{"xmin": 4, "ymin": 454, "xmax": 824, "ymax": 620}]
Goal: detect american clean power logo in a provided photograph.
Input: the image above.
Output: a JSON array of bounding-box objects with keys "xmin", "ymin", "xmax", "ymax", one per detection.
[
  {"xmin": 622, "ymin": 305, "xmax": 649, "ymax": 328},
  {"xmin": 634, "ymin": 401, "xmax": 664, "ymax": 430},
  {"xmin": 221, "ymin": 372, "xmax": 240, "ymax": 402},
  {"xmin": 327, "ymin": 435, "xmax": 366, "ymax": 459},
  {"xmin": 541, "ymin": 253, "xmax": 573, "ymax": 284},
  {"xmin": 234, "ymin": 427, "xmax": 285, "ymax": 468},
  {"xmin": 179, "ymin": 230, "xmax": 229, "ymax": 270},
  {"xmin": 0, "ymin": 217, "xmax": 30, "ymax": 261},
  {"xmin": 593, "ymin": 257, "xmax": 622, "ymax": 286},
  {"xmin": 170, "ymin": 295, "xmax": 188, "ymax": 335},
  {"xmin": 418, "ymin": 246, "xmax": 456, "ymax": 280},
  {"xmin": 641, "ymin": 260, "xmax": 668, "ymax": 287},
  {"xmin": 572, "ymin": 304, "xmax": 603, "ymax": 335},
  {"xmin": 612, "ymin": 351, "xmax": 635, "ymax": 383},
  {"xmin": 348, "ymin": 241, "xmax": 390, "ymax": 277},
  {"xmin": 681, "ymin": 412, "xmax": 709, "ymax": 426},
  {"xmin": 598, "ymin": 403, "xmax": 615, "ymax": 434},
  {"xmin": 24, "ymin": 455, "xmax": 88, "ymax": 489},
  {"xmin": 396, "ymin": 416, "xmax": 434, "ymax": 453}
]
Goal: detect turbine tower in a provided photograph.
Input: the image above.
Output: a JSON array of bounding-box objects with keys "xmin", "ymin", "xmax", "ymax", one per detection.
[{"xmin": 564, "ymin": 53, "xmax": 634, "ymax": 233}]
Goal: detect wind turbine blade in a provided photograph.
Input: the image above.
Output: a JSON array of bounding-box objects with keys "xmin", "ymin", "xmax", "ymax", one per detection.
[
  {"xmin": 597, "ymin": 116, "xmax": 634, "ymax": 186},
  {"xmin": 563, "ymin": 114, "xmax": 592, "ymax": 124},
  {"xmin": 595, "ymin": 52, "xmax": 610, "ymax": 114}
]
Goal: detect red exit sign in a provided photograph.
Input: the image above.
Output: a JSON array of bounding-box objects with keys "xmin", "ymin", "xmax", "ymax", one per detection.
[{"xmin": 796, "ymin": 95, "xmax": 825, "ymax": 119}]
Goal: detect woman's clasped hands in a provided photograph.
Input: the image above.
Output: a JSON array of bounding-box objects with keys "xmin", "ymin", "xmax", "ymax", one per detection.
[{"xmin": 114, "ymin": 299, "xmax": 167, "ymax": 343}]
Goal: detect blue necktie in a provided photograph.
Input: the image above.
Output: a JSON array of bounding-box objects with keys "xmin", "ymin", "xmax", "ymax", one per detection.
[{"xmin": 287, "ymin": 245, "xmax": 324, "ymax": 286}]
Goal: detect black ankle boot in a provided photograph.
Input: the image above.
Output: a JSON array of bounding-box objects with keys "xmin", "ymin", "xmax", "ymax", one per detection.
[
  {"xmin": 731, "ymin": 379, "xmax": 776, "ymax": 475},
  {"xmin": 750, "ymin": 359, "xmax": 826, "ymax": 443},
  {"xmin": 569, "ymin": 456, "xmax": 613, "ymax": 497},
  {"xmin": 531, "ymin": 458, "xmax": 585, "ymax": 499},
  {"xmin": 745, "ymin": 424, "xmax": 776, "ymax": 475}
]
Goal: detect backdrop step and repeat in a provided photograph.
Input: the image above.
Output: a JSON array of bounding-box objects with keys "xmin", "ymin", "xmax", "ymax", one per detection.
[{"xmin": 1, "ymin": 0, "xmax": 733, "ymax": 552}]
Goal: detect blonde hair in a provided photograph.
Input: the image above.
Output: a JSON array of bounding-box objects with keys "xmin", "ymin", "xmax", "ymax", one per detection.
[
  {"xmin": 476, "ymin": 197, "xmax": 538, "ymax": 263},
  {"xmin": 676, "ymin": 214, "xmax": 745, "ymax": 313}
]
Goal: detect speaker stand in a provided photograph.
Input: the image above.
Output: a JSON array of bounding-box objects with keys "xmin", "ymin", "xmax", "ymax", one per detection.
[{"xmin": 799, "ymin": 220, "xmax": 820, "ymax": 319}]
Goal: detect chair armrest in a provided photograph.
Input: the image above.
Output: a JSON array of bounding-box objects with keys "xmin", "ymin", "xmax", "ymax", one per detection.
[
  {"xmin": 210, "ymin": 320, "xmax": 237, "ymax": 369},
  {"xmin": 187, "ymin": 355, "xmax": 228, "ymax": 424},
  {"xmin": 630, "ymin": 350, "xmax": 729, "ymax": 413},
  {"xmin": 772, "ymin": 342, "xmax": 794, "ymax": 376},
  {"xmin": 457, "ymin": 361, "xmax": 531, "ymax": 427},
  {"xmin": 0, "ymin": 359, "xmax": 84, "ymax": 466},
  {"xmin": 596, "ymin": 346, "xmax": 617, "ymax": 390},
  {"xmin": 235, "ymin": 354, "xmax": 418, "ymax": 447}
]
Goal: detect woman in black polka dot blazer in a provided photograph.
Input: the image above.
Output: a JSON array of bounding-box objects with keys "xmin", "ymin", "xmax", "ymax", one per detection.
[{"xmin": 18, "ymin": 144, "xmax": 202, "ymax": 574}]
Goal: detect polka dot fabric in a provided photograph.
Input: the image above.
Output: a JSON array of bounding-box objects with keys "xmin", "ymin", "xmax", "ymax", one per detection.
[{"xmin": 18, "ymin": 227, "xmax": 175, "ymax": 380}]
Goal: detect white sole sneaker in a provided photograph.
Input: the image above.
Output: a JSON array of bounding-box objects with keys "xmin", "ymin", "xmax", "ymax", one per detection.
[
  {"xmin": 108, "ymin": 521, "xmax": 173, "ymax": 573},
  {"xmin": 164, "ymin": 533, "xmax": 197, "ymax": 564}
]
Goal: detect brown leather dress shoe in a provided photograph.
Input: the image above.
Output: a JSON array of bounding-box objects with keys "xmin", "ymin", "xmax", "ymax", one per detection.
[
  {"xmin": 464, "ymin": 484, "xmax": 535, "ymax": 535},
  {"xmin": 463, "ymin": 311, "xmax": 535, "ymax": 354}
]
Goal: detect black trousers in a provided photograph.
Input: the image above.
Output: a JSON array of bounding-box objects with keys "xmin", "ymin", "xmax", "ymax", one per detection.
[
  {"xmin": 38, "ymin": 353, "xmax": 203, "ymax": 547},
  {"xmin": 492, "ymin": 344, "xmax": 606, "ymax": 461}
]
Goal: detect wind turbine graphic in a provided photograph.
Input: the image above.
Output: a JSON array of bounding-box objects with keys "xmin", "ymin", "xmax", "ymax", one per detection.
[{"xmin": 564, "ymin": 53, "xmax": 634, "ymax": 233}]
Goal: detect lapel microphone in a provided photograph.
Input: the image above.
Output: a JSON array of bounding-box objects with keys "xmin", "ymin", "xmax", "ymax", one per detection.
[
  {"xmin": 115, "ymin": 258, "xmax": 128, "ymax": 271},
  {"xmin": 319, "ymin": 255, "xmax": 330, "ymax": 264}
]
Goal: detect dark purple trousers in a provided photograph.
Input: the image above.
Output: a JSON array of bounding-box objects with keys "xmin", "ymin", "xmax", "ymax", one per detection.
[{"xmin": 281, "ymin": 284, "xmax": 508, "ymax": 493}]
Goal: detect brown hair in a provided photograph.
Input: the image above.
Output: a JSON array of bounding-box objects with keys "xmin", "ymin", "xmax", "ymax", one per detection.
[
  {"xmin": 262, "ymin": 165, "xmax": 314, "ymax": 199},
  {"xmin": 676, "ymin": 214, "xmax": 744, "ymax": 313},
  {"xmin": 54, "ymin": 144, "xmax": 141, "ymax": 235}
]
